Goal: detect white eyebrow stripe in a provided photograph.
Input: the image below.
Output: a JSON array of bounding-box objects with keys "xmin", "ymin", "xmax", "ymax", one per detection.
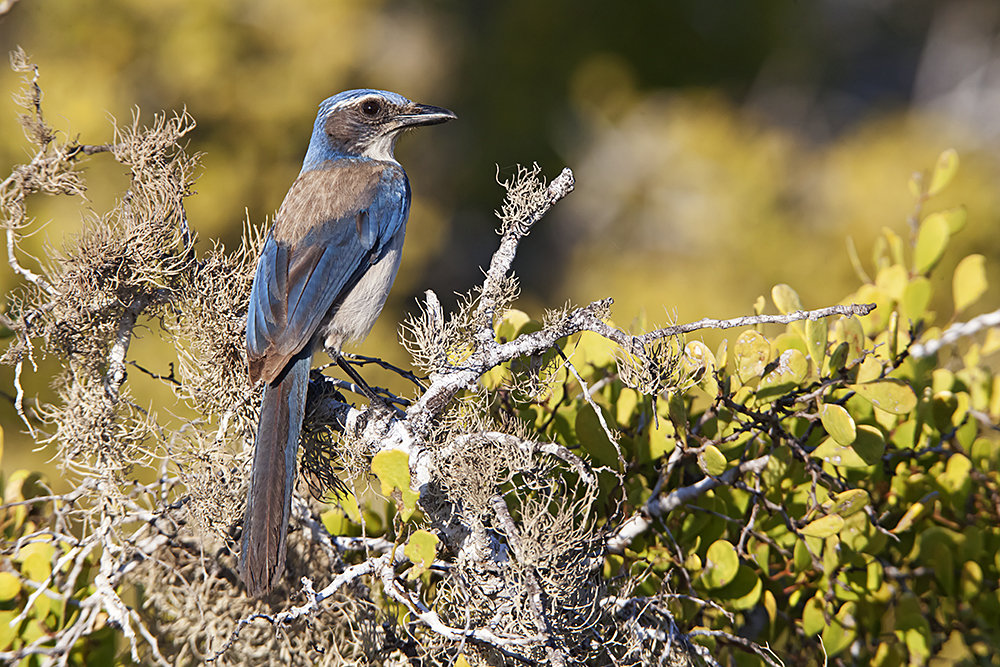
[{"xmin": 325, "ymin": 94, "xmax": 382, "ymax": 117}]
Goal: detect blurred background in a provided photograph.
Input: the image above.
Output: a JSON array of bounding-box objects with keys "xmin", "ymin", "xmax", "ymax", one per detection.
[{"xmin": 1, "ymin": 0, "xmax": 999, "ymax": 473}]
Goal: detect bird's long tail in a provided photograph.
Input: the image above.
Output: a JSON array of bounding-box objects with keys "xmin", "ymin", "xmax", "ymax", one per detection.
[{"xmin": 240, "ymin": 349, "xmax": 311, "ymax": 596}]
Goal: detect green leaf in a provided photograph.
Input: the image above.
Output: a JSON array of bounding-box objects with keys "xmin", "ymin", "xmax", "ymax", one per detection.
[
  {"xmin": 850, "ymin": 379, "xmax": 917, "ymax": 415},
  {"xmin": 959, "ymin": 560, "xmax": 983, "ymax": 602},
  {"xmin": 734, "ymin": 330, "xmax": 770, "ymax": 383},
  {"xmin": 802, "ymin": 593, "xmax": 826, "ymax": 636},
  {"xmin": 801, "ymin": 514, "xmax": 845, "ymax": 538},
  {"xmin": 952, "ymin": 254, "xmax": 987, "ymax": 314},
  {"xmin": 928, "ymin": 148, "xmax": 959, "ymax": 196},
  {"xmin": 821, "ymin": 404, "xmax": 857, "ymax": 446},
  {"xmin": 715, "ymin": 565, "xmax": 761, "ymax": 610},
  {"xmin": 404, "ymin": 529, "xmax": 440, "ymax": 579},
  {"xmin": 822, "ymin": 601, "xmax": 858, "ymax": 657},
  {"xmin": 701, "ymin": 539, "xmax": 739, "ymax": 589},
  {"xmin": 371, "ymin": 449, "xmax": 420, "ymax": 521},
  {"xmin": 852, "ymin": 425, "xmax": 886, "ymax": 463},
  {"xmin": 699, "ymin": 445, "xmax": 727, "ymax": 476},
  {"xmin": 913, "ymin": 214, "xmax": 950, "ymax": 274},
  {"xmin": 575, "ymin": 406, "xmax": 620, "ymax": 468}
]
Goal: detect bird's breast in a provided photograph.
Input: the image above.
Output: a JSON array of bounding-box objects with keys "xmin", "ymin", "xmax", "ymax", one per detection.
[{"xmin": 321, "ymin": 226, "xmax": 405, "ymax": 352}]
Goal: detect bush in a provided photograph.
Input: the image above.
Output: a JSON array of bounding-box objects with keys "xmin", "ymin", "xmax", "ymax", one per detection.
[{"xmin": 1, "ymin": 53, "xmax": 998, "ymax": 666}]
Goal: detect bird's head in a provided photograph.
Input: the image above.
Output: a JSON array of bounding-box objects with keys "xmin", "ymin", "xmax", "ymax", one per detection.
[{"xmin": 302, "ymin": 89, "xmax": 456, "ymax": 169}]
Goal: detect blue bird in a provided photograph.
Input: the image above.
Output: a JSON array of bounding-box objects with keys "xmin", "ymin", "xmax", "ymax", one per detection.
[{"xmin": 241, "ymin": 89, "xmax": 455, "ymax": 596}]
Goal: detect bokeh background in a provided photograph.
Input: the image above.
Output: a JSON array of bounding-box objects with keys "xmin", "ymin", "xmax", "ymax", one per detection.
[{"xmin": 2, "ymin": 0, "xmax": 999, "ymax": 474}]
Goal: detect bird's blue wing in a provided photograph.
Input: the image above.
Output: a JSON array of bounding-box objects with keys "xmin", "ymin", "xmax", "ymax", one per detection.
[{"xmin": 247, "ymin": 162, "xmax": 409, "ymax": 383}]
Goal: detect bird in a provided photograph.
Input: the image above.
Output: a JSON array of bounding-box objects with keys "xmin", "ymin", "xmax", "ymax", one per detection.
[{"xmin": 240, "ymin": 89, "xmax": 455, "ymax": 596}]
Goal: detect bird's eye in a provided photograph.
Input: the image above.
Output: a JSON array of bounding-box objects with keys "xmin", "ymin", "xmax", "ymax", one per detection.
[{"xmin": 361, "ymin": 99, "xmax": 382, "ymax": 117}]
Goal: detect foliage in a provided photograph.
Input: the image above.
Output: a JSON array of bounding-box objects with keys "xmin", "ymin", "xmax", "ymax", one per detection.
[{"xmin": 0, "ymin": 54, "xmax": 999, "ymax": 667}]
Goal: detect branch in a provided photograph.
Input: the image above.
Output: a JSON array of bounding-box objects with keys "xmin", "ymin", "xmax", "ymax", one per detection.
[
  {"xmin": 473, "ymin": 166, "xmax": 575, "ymax": 345},
  {"xmin": 607, "ymin": 455, "xmax": 771, "ymax": 554},
  {"xmin": 909, "ymin": 306, "xmax": 1000, "ymax": 358}
]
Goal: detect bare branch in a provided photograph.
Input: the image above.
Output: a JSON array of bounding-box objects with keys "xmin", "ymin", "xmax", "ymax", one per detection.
[{"xmin": 909, "ymin": 306, "xmax": 1000, "ymax": 358}]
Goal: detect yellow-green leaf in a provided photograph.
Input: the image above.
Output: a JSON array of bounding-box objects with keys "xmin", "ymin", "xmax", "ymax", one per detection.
[
  {"xmin": 804, "ymin": 318, "xmax": 828, "ymax": 367},
  {"xmin": 812, "ymin": 427, "xmax": 884, "ymax": 469},
  {"xmin": 826, "ymin": 489, "xmax": 870, "ymax": 518},
  {"xmin": 928, "ymin": 148, "xmax": 959, "ymax": 196},
  {"xmin": 771, "ymin": 283, "xmax": 802, "ymax": 315},
  {"xmin": 802, "ymin": 594, "xmax": 826, "ymax": 636},
  {"xmin": 455, "ymin": 655, "xmax": 472, "ymax": 667},
  {"xmin": 734, "ymin": 330, "xmax": 770, "ymax": 384},
  {"xmin": 801, "ymin": 514, "xmax": 845, "ymax": 538},
  {"xmin": 0, "ymin": 573, "xmax": 20, "ymax": 602},
  {"xmin": 875, "ymin": 264, "xmax": 908, "ymax": 301},
  {"xmin": 901, "ymin": 277, "xmax": 932, "ymax": 322},
  {"xmin": 850, "ymin": 379, "xmax": 917, "ymax": 415},
  {"xmin": 700, "ymin": 445, "xmax": 727, "ymax": 476},
  {"xmin": 757, "ymin": 348, "xmax": 807, "ymax": 401},
  {"xmin": 371, "ymin": 449, "xmax": 420, "ymax": 521},
  {"xmin": 701, "ymin": 539, "xmax": 739, "ymax": 589},
  {"xmin": 495, "ymin": 308, "xmax": 534, "ymax": 341},
  {"xmin": 821, "ymin": 404, "xmax": 856, "ymax": 446},
  {"xmin": 822, "ymin": 601, "xmax": 858, "ymax": 657},
  {"xmin": 913, "ymin": 214, "xmax": 950, "ymax": 274},
  {"xmin": 953, "ymin": 254, "xmax": 987, "ymax": 314},
  {"xmin": 891, "ymin": 494, "xmax": 936, "ymax": 534},
  {"xmin": 923, "ymin": 206, "xmax": 967, "ymax": 236},
  {"xmin": 855, "ymin": 355, "xmax": 882, "ymax": 383},
  {"xmin": 404, "ymin": 529, "xmax": 439, "ymax": 579}
]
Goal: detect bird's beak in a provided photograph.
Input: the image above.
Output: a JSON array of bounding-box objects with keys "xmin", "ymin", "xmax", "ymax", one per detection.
[{"xmin": 395, "ymin": 103, "xmax": 457, "ymax": 128}]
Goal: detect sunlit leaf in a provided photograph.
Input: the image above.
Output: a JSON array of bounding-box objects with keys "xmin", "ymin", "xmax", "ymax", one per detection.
[
  {"xmin": 850, "ymin": 379, "xmax": 917, "ymax": 415},
  {"xmin": 922, "ymin": 206, "xmax": 967, "ymax": 236},
  {"xmin": 701, "ymin": 539, "xmax": 739, "ymax": 589},
  {"xmin": 371, "ymin": 449, "xmax": 420, "ymax": 521},
  {"xmin": 734, "ymin": 330, "xmax": 770, "ymax": 383},
  {"xmin": 928, "ymin": 148, "xmax": 959, "ymax": 196},
  {"xmin": 801, "ymin": 514, "xmax": 845, "ymax": 538},
  {"xmin": 913, "ymin": 214, "xmax": 950, "ymax": 274},
  {"xmin": 404, "ymin": 529, "xmax": 440, "ymax": 579},
  {"xmin": 802, "ymin": 594, "xmax": 826, "ymax": 636},
  {"xmin": 0, "ymin": 573, "xmax": 20, "ymax": 602},
  {"xmin": 952, "ymin": 254, "xmax": 987, "ymax": 314},
  {"xmin": 771, "ymin": 283, "xmax": 802, "ymax": 315},
  {"xmin": 699, "ymin": 444, "xmax": 727, "ymax": 476},
  {"xmin": 804, "ymin": 318, "xmax": 828, "ymax": 367},
  {"xmin": 821, "ymin": 404, "xmax": 856, "ymax": 446},
  {"xmin": 826, "ymin": 489, "xmax": 870, "ymax": 518},
  {"xmin": 900, "ymin": 276, "xmax": 931, "ymax": 323},
  {"xmin": 875, "ymin": 264, "xmax": 908, "ymax": 301}
]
